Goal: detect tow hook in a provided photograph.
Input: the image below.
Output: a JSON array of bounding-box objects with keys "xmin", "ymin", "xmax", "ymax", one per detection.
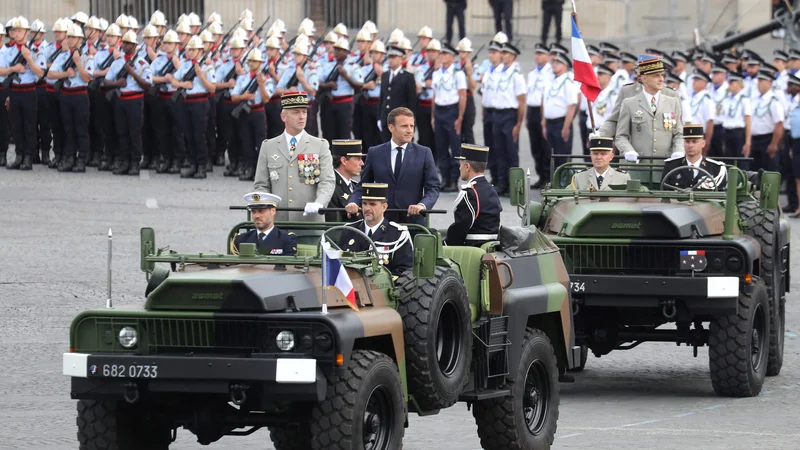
[
  {"xmin": 661, "ymin": 300, "xmax": 677, "ymax": 319},
  {"xmin": 123, "ymin": 382, "xmax": 140, "ymax": 404},
  {"xmin": 230, "ymin": 384, "xmax": 249, "ymax": 405}
]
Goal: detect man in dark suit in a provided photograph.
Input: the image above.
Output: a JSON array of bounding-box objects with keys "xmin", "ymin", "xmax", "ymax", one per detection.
[
  {"xmin": 661, "ymin": 124, "xmax": 727, "ymax": 191},
  {"xmin": 326, "ymin": 139, "xmax": 365, "ymax": 222},
  {"xmin": 340, "ymin": 183, "xmax": 413, "ymax": 276},
  {"xmin": 446, "ymin": 144, "xmax": 502, "ymax": 247},
  {"xmin": 231, "ymin": 192, "xmax": 298, "ymax": 255},
  {"xmin": 347, "ymin": 107, "xmax": 440, "ymax": 226},
  {"xmin": 379, "ymin": 46, "xmax": 417, "ymax": 142}
]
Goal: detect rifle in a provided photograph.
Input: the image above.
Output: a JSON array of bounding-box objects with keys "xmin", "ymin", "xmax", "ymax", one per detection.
[
  {"xmin": 215, "ymin": 46, "xmax": 255, "ymax": 100},
  {"xmin": 469, "ymin": 43, "xmax": 486, "ymax": 64},
  {"xmin": 171, "ymin": 48, "xmax": 214, "ymax": 102},
  {"xmin": 356, "ymin": 63, "xmax": 381, "ymax": 103},
  {"xmin": 252, "ymin": 16, "xmax": 270, "ymax": 42},
  {"xmin": 285, "ymin": 28, "xmax": 329, "ymax": 90},
  {"xmin": 38, "ymin": 42, "xmax": 66, "ymax": 84},
  {"xmin": 54, "ymin": 27, "xmax": 104, "ymax": 91},
  {"xmin": 89, "ymin": 43, "xmax": 121, "ymax": 90},
  {"xmin": 147, "ymin": 42, "xmax": 191, "ymax": 96},
  {"xmin": 105, "ymin": 43, "xmax": 145, "ymax": 101},
  {"xmin": 230, "ymin": 54, "xmax": 279, "ymax": 119},
  {"xmin": 2, "ymin": 35, "xmax": 37, "ymax": 88}
]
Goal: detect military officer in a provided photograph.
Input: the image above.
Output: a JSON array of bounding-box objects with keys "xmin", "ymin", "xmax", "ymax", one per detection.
[
  {"xmin": 749, "ymin": 67, "xmax": 785, "ymax": 172},
  {"xmin": 721, "ymin": 71, "xmax": 752, "ymax": 169},
  {"xmin": 103, "ymin": 30, "xmax": 153, "ymax": 176},
  {"xmin": 490, "ymin": 42, "xmax": 526, "ymax": 196},
  {"xmin": 231, "ymin": 192, "xmax": 298, "ymax": 256},
  {"xmin": 318, "ymin": 37, "xmax": 364, "ymax": 140},
  {"xmin": 445, "ymin": 144, "xmax": 502, "ymax": 247},
  {"xmin": 432, "ymin": 42, "xmax": 468, "ymax": 192},
  {"xmin": 230, "ymin": 48, "xmax": 273, "ymax": 181},
  {"xmin": 662, "ymin": 124, "xmax": 727, "ymax": 190},
  {"xmin": 541, "ymin": 51, "xmax": 578, "ymax": 179},
  {"xmin": 339, "ymin": 182, "xmax": 413, "ymax": 276},
  {"xmin": 526, "ymin": 42, "xmax": 553, "ymax": 187},
  {"xmin": 150, "ymin": 29, "xmax": 185, "ymax": 174},
  {"xmin": 570, "ymin": 136, "xmax": 630, "ymax": 190},
  {"xmin": 615, "ymin": 55, "xmax": 684, "ymax": 162},
  {"xmin": 1, "ymin": 17, "xmax": 46, "ymax": 170},
  {"xmin": 253, "ymin": 92, "xmax": 335, "ymax": 223},
  {"xmin": 42, "ymin": 18, "xmax": 69, "ymax": 169},
  {"xmin": 326, "ymin": 139, "xmax": 365, "ymax": 222}
]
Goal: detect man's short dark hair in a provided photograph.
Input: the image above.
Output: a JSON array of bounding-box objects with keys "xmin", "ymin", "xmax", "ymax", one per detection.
[
  {"xmin": 333, "ymin": 155, "xmax": 358, "ymax": 169},
  {"xmin": 467, "ymin": 160, "xmax": 486, "ymax": 173},
  {"xmin": 388, "ymin": 107, "xmax": 415, "ymax": 126}
]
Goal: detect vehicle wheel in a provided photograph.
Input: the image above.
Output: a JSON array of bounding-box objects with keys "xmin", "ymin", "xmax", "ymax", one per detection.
[
  {"xmin": 310, "ymin": 350, "xmax": 405, "ymax": 450},
  {"xmin": 740, "ymin": 202, "xmax": 783, "ymax": 376},
  {"xmin": 269, "ymin": 423, "xmax": 312, "ymax": 450},
  {"xmin": 708, "ymin": 279, "xmax": 770, "ymax": 397},
  {"xmin": 396, "ymin": 266, "xmax": 472, "ymax": 411},
  {"xmin": 77, "ymin": 399, "xmax": 172, "ymax": 450},
  {"xmin": 568, "ymin": 345, "xmax": 588, "ymax": 372},
  {"xmin": 472, "ymin": 328, "xmax": 560, "ymax": 450}
]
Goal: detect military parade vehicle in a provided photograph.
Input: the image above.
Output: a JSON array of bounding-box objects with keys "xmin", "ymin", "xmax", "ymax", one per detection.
[
  {"xmin": 62, "ymin": 206, "xmax": 581, "ymax": 449},
  {"xmin": 508, "ymin": 161, "xmax": 789, "ymax": 398}
]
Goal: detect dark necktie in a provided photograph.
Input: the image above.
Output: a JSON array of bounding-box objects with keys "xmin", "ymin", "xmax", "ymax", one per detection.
[
  {"xmin": 597, "ymin": 175, "xmax": 604, "ymax": 188},
  {"xmin": 394, "ymin": 147, "xmax": 403, "ymax": 179},
  {"xmin": 367, "ymin": 229, "xmax": 373, "ymax": 238},
  {"xmin": 258, "ymin": 232, "xmax": 266, "ymax": 244}
]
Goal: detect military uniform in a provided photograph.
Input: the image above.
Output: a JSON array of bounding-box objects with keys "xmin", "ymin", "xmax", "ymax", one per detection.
[
  {"xmin": 50, "ymin": 42, "xmax": 95, "ymax": 172},
  {"xmin": 42, "ymin": 36, "xmax": 66, "ymax": 168},
  {"xmin": 446, "ymin": 144, "xmax": 502, "ymax": 247},
  {"xmin": 230, "ymin": 192, "xmax": 298, "ymax": 256},
  {"xmin": 597, "ymin": 81, "xmax": 681, "ymax": 138},
  {"xmin": 721, "ymin": 71, "xmax": 752, "ymax": 169},
  {"xmin": 253, "ymin": 92, "xmax": 335, "ymax": 222},
  {"xmin": 526, "ymin": 44, "xmax": 553, "ymax": 184},
  {"xmin": 0, "ymin": 38, "xmax": 10, "ymax": 166},
  {"xmin": 570, "ymin": 137, "xmax": 631, "ymax": 190},
  {"xmin": 749, "ymin": 68, "xmax": 784, "ymax": 172},
  {"xmin": 432, "ymin": 42, "xmax": 468, "ymax": 190},
  {"xmin": 707, "ymin": 65, "xmax": 729, "ymax": 158},
  {"xmin": 490, "ymin": 43, "xmax": 526, "ymax": 193},
  {"xmin": 414, "ymin": 47, "xmax": 436, "ymax": 154},
  {"xmin": 662, "ymin": 155, "xmax": 727, "ymax": 190},
  {"xmin": 326, "ymin": 139, "xmax": 365, "ymax": 222},
  {"xmin": 319, "ymin": 39, "xmax": 364, "ymax": 140},
  {"xmin": 231, "ymin": 49, "xmax": 274, "ymax": 181}
]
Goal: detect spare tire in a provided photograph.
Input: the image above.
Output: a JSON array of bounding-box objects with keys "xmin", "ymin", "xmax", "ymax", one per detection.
[{"xmin": 396, "ymin": 266, "xmax": 472, "ymax": 411}]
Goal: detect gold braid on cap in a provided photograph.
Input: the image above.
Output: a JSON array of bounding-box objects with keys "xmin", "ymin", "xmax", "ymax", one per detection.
[
  {"xmin": 281, "ymin": 94, "xmax": 308, "ymax": 108},
  {"xmin": 639, "ymin": 60, "xmax": 664, "ymax": 74}
]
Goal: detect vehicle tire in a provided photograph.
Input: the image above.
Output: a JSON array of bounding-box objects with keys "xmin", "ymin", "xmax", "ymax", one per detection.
[
  {"xmin": 396, "ymin": 266, "xmax": 472, "ymax": 411},
  {"xmin": 568, "ymin": 344, "xmax": 588, "ymax": 372},
  {"xmin": 269, "ymin": 423, "xmax": 312, "ymax": 450},
  {"xmin": 77, "ymin": 399, "xmax": 172, "ymax": 450},
  {"xmin": 310, "ymin": 350, "xmax": 405, "ymax": 450},
  {"xmin": 472, "ymin": 328, "xmax": 560, "ymax": 450},
  {"xmin": 739, "ymin": 201, "xmax": 783, "ymax": 376},
  {"xmin": 708, "ymin": 279, "xmax": 770, "ymax": 397}
]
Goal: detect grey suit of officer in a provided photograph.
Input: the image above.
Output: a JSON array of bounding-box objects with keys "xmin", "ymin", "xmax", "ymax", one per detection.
[
  {"xmin": 570, "ymin": 167, "xmax": 630, "ymax": 190},
  {"xmin": 597, "ymin": 82, "xmax": 680, "ymax": 138},
  {"xmin": 615, "ymin": 93, "xmax": 684, "ymax": 159}
]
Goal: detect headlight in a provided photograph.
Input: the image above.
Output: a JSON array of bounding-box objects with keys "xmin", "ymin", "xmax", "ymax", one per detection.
[
  {"xmin": 118, "ymin": 327, "xmax": 138, "ymax": 348},
  {"xmin": 276, "ymin": 331, "xmax": 295, "ymax": 351}
]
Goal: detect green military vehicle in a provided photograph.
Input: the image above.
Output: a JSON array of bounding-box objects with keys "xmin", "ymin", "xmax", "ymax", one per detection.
[
  {"xmin": 508, "ymin": 162, "xmax": 789, "ymax": 398},
  {"xmin": 63, "ymin": 209, "xmax": 582, "ymax": 449}
]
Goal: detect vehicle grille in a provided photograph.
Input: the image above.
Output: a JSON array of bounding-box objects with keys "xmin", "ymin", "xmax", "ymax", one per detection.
[{"xmin": 559, "ymin": 244, "xmax": 678, "ymax": 276}]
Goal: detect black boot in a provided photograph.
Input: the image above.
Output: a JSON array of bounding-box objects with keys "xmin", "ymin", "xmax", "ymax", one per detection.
[
  {"xmin": 59, "ymin": 155, "xmax": 75, "ymax": 172},
  {"xmin": 72, "ymin": 158, "xmax": 87, "ymax": 173},
  {"xmin": 19, "ymin": 156, "xmax": 33, "ymax": 170},
  {"xmin": 112, "ymin": 162, "xmax": 130, "ymax": 175},
  {"xmin": 0, "ymin": 153, "xmax": 7, "ymax": 167},
  {"xmin": 49, "ymin": 155, "xmax": 61, "ymax": 169},
  {"xmin": 31, "ymin": 152, "xmax": 40, "ymax": 164},
  {"xmin": 139, "ymin": 156, "xmax": 150, "ymax": 170},
  {"xmin": 148, "ymin": 158, "xmax": 159, "ymax": 170},
  {"xmin": 40, "ymin": 150, "xmax": 50, "ymax": 166},
  {"xmin": 6, "ymin": 155, "xmax": 23, "ymax": 169},
  {"xmin": 235, "ymin": 163, "xmax": 245, "ymax": 177},
  {"xmin": 181, "ymin": 157, "xmax": 191, "ymax": 168},
  {"xmin": 156, "ymin": 160, "xmax": 170, "ymax": 174},
  {"xmin": 193, "ymin": 164, "xmax": 207, "ymax": 179},
  {"xmin": 238, "ymin": 165, "xmax": 255, "ymax": 181},
  {"xmin": 223, "ymin": 162, "xmax": 238, "ymax": 177},
  {"xmin": 126, "ymin": 166, "xmax": 140, "ymax": 176},
  {"xmin": 205, "ymin": 161, "xmax": 213, "ymax": 173},
  {"xmin": 98, "ymin": 158, "xmax": 112, "ymax": 171},
  {"xmin": 167, "ymin": 160, "xmax": 181, "ymax": 174},
  {"xmin": 180, "ymin": 164, "xmax": 197, "ymax": 178},
  {"xmin": 87, "ymin": 153, "xmax": 101, "ymax": 167},
  {"xmin": 214, "ymin": 154, "xmax": 225, "ymax": 166}
]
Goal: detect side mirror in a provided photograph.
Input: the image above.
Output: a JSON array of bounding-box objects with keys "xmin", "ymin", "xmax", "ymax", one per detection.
[
  {"xmin": 508, "ymin": 167, "xmax": 526, "ymax": 207},
  {"xmin": 413, "ymin": 234, "xmax": 437, "ymax": 279},
  {"xmin": 140, "ymin": 227, "xmax": 156, "ymax": 273},
  {"xmin": 759, "ymin": 171, "xmax": 780, "ymax": 211}
]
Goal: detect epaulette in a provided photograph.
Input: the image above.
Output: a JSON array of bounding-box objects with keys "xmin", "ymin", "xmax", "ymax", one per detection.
[
  {"xmin": 665, "ymin": 85, "xmax": 676, "ymax": 91},
  {"xmin": 704, "ymin": 157, "xmax": 725, "ymax": 166},
  {"xmin": 389, "ymin": 221, "xmax": 408, "ymax": 231},
  {"xmin": 287, "ymin": 231, "xmax": 296, "ymax": 235},
  {"xmin": 622, "ymin": 82, "xmax": 635, "ymax": 87},
  {"xmin": 663, "ymin": 155, "xmax": 685, "ymax": 162},
  {"xmin": 460, "ymin": 180, "xmax": 477, "ymax": 190}
]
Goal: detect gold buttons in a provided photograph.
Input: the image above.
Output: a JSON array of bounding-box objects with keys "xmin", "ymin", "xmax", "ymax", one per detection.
[
  {"xmin": 290, "ymin": 164, "xmax": 293, "ymax": 167},
  {"xmin": 289, "ymin": 199, "xmax": 293, "ymax": 203},
  {"xmin": 289, "ymin": 187, "xmax": 293, "ymax": 191},
  {"xmin": 289, "ymin": 175, "xmax": 293, "ymax": 179}
]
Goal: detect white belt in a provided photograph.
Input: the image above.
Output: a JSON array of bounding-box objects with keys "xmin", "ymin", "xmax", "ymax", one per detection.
[{"xmin": 466, "ymin": 234, "xmax": 498, "ymax": 241}]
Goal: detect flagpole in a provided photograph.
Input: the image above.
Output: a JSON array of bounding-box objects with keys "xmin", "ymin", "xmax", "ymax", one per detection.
[
  {"xmin": 320, "ymin": 236, "xmax": 328, "ymax": 315},
  {"xmin": 572, "ymin": 0, "xmax": 598, "ymax": 133}
]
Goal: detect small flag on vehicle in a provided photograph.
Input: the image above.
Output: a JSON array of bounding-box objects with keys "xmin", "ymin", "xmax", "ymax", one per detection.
[
  {"xmin": 321, "ymin": 236, "xmax": 358, "ymax": 311},
  {"xmin": 679, "ymin": 250, "xmax": 707, "ymax": 271}
]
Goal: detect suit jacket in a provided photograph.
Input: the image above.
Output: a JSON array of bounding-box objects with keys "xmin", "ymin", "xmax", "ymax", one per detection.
[
  {"xmin": 570, "ymin": 167, "xmax": 630, "ymax": 190},
  {"xmin": 254, "ymin": 132, "xmax": 335, "ymax": 222},
  {"xmin": 231, "ymin": 227, "xmax": 297, "ymax": 255},
  {"xmin": 339, "ymin": 219, "xmax": 413, "ymax": 276},
  {"xmin": 379, "ymin": 69, "xmax": 417, "ymax": 123},
  {"xmin": 661, "ymin": 156, "xmax": 728, "ymax": 190},
  {"xmin": 326, "ymin": 171, "xmax": 361, "ymax": 222},
  {"xmin": 615, "ymin": 92, "xmax": 684, "ymax": 158},
  {"xmin": 350, "ymin": 142, "xmax": 440, "ymax": 226},
  {"xmin": 598, "ymin": 83, "xmax": 681, "ymax": 137},
  {"xmin": 446, "ymin": 176, "xmax": 502, "ymax": 246}
]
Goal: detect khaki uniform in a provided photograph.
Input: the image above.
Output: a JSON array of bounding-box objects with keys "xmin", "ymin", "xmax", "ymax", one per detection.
[
  {"xmin": 254, "ymin": 133, "xmax": 335, "ymax": 222},
  {"xmin": 598, "ymin": 83, "xmax": 680, "ymax": 137},
  {"xmin": 615, "ymin": 94, "xmax": 684, "ymax": 158},
  {"xmin": 570, "ymin": 167, "xmax": 630, "ymax": 190}
]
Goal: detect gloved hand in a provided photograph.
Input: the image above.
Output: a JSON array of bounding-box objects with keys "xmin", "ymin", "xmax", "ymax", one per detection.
[
  {"xmin": 624, "ymin": 151, "xmax": 639, "ymax": 162},
  {"xmin": 589, "ymin": 132, "xmax": 600, "ymax": 139},
  {"xmin": 377, "ymin": 119, "xmax": 382, "ymax": 131},
  {"xmin": 303, "ymin": 202, "xmax": 323, "ymax": 216},
  {"xmin": 670, "ymin": 151, "xmax": 685, "ymax": 159}
]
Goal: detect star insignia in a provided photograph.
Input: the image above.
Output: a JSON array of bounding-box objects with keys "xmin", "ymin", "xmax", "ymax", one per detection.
[{"xmin": 342, "ymin": 193, "xmax": 349, "ymax": 200}]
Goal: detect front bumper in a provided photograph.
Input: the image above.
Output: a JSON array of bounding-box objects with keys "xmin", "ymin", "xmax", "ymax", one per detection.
[{"xmin": 64, "ymin": 352, "xmax": 325, "ymax": 401}]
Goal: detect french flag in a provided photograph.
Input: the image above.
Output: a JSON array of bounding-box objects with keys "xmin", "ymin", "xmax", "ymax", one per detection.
[
  {"xmin": 570, "ymin": 16, "xmax": 601, "ymax": 102},
  {"xmin": 322, "ymin": 239, "xmax": 358, "ymax": 311}
]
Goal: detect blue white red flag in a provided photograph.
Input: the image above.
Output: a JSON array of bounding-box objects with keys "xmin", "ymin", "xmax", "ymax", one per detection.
[
  {"xmin": 570, "ymin": 16, "xmax": 601, "ymax": 102},
  {"xmin": 322, "ymin": 237, "xmax": 358, "ymax": 310}
]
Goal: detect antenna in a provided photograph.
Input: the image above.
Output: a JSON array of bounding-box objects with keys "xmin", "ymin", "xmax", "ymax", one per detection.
[
  {"xmin": 106, "ymin": 228, "xmax": 113, "ymax": 308},
  {"xmin": 524, "ymin": 168, "xmax": 532, "ymax": 227}
]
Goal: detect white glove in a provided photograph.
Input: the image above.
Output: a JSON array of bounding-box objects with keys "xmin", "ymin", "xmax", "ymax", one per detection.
[
  {"xmin": 303, "ymin": 202, "xmax": 323, "ymax": 216},
  {"xmin": 589, "ymin": 132, "xmax": 600, "ymax": 139},
  {"xmin": 670, "ymin": 151, "xmax": 685, "ymax": 159},
  {"xmin": 377, "ymin": 119, "xmax": 382, "ymax": 131},
  {"xmin": 624, "ymin": 151, "xmax": 639, "ymax": 162}
]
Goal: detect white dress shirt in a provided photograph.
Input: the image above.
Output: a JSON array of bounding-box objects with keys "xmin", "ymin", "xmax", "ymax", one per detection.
[
  {"xmin": 750, "ymin": 90, "xmax": 785, "ymax": 136},
  {"xmin": 481, "ymin": 64, "xmax": 501, "ymax": 108},
  {"xmin": 257, "ymin": 226, "xmax": 275, "ymax": 240},
  {"xmin": 284, "ymin": 130, "xmax": 306, "ymax": 152},
  {"xmin": 722, "ymin": 91, "xmax": 752, "ymax": 129},
  {"xmin": 642, "ymin": 90, "xmax": 661, "ymax": 111},
  {"xmin": 690, "ymin": 90, "xmax": 716, "ymax": 130},
  {"xmin": 709, "ymin": 81, "xmax": 729, "ymax": 125},
  {"xmin": 390, "ymin": 140, "xmax": 408, "ymax": 173},
  {"xmin": 526, "ymin": 63, "xmax": 553, "ymax": 107},
  {"xmin": 365, "ymin": 218, "xmax": 385, "ymax": 236},
  {"xmin": 543, "ymin": 72, "xmax": 578, "ymax": 119},
  {"xmin": 493, "ymin": 61, "xmax": 527, "ymax": 109},
  {"xmin": 586, "ymin": 84, "xmax": 617, "ymax": 129},
  {"xmin": 432, "ymin": 64, "xmax": 467, "ymax": 106}
]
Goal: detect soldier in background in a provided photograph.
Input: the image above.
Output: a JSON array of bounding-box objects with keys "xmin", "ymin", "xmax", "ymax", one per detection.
[
  {"xmin": 749, "ymin": 66, "xmax": 784, "ymax": 172},
  {"xmin": 200, "ymin": 29, "xmax": 220, "ymax": 171},
  {"xmin": 478, "ymin": 34, "xmax": 506, "ymax": 183},
  {"xmin": 414, "ymin": 40, "xmax": 438, "ymax": 153},
  {"xmin": 359, "ymin": 40, "xmax": 386, "ymax": 150},
  {"xmin": 150, "ymin": 30, "xmax": 184, "ymax": 174},
  {"xmin": 319, "ymin": 38, "xmax": 364, "ymax": 140},
  {"xmin": 378, "ymin": 44, "xmax": 416, "ymax": 142},
  {"xmin": 721, "ymin": 71, "xmax": 752, "ymax": 170},
  {"xmin": 446, "ymin": 144, "xmax": 501, "ymax": 247},
  {"xmin": 490, "ymin": 42, "xmax": 526, "ymax": 196},
  {"xmin": 30, "ymin": 20, "xmax": 50, "ymax": 165},
  {"xmin": 91, "ymin": 23, "xmax": 122, "ymax": 171},
  {"xmin": 707, "ymin": 64, "xmax": 729, "ymax": 158},
  {"xmin": 350, "ymin": 28, "xmax": 373, "ymax": 142},
  {"xmin": 432, "ymin": 42, "xmax": 467, "ymax": 192},
  {"xmin": 264, "ymin": 36, "xmax": 285, "ymax": 138},
  {"xmin": 541, "ymin": 51, "xmax": 578, "ymax": 180},
  {"xmin": 140, "ymin": 24, "xmax": 161, "ymax": 170},
  {"xmin": 455, "ymin": 38, "xmax": 476, "ymax": 145},
  {"xmin": 687, "ymin": 69, "xmax": 716, "ymax": 151},
  {"xmin": 326, "ymin": 139, "xmax": 365, "ymax": 223},
  {"xmin": 42, "ymin": 19, "xmax": 69, "ymax": 169},
  {"xmin": 216, "ymin": 35, "xmax": 246, "ymax": 176},
  {"xmin": 275, "ymin": 40, "xmax": 320, "ymax": 138},
  {"xmin": 230, "ymin": 48, "xmax": 273, "ymax": 181},
  {"xmin": 0, "ymin": 24, "xmax": 8, "ymax": 167}
]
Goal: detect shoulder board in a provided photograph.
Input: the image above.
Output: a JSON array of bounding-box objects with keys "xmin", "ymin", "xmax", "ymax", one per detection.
[
  {"xmin": 665, "ymin": 86, "xmax": 676, "ymax": 91},
  {"xmin": 663, "ymin": 155, "xmax": 684, "ymax": 162},
  {"xmin": 704, "ymin": 157, "xmax": 725, "ymax": 166},
  {"xmin": 388, "ymin": 221, "xmax": 408, "ymax": 231},
  {"xmin": 622, "ymin": 82, "xmax": 635, "ymax": 87},
  {"xmin": 287, "ymin": 231, "xmax": 296, "ymax": 235},
  {"xmin": 460, "ymin": 180, "xmax": 477, "ymax": 189}
]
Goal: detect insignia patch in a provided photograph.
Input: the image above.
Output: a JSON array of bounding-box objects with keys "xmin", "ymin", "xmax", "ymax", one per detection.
[
  {"xmin": 349, "ymin": 239, "xmax": 355, "ymax": 245},
  {"xmin": 269, "ymin": 170, "xmax": 279, "ymax": 182},
  {"xmin": 343, "ymin": 193, "xmax": 349, "ymax": 200},
  {"xmin": 635, "ymin": 110, "xmax": 644, "ymax": 118},
  {"xmin": 271, "ymin": 154, "xmax": 280, "ymax": 161},
  {"xmin": 252, "ymin": 193, "xmax": 261, "ymax": 201}
]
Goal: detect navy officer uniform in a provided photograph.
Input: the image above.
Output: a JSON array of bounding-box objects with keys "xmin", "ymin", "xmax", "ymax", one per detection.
[
  {"xmin": 662, "ymin": 124, "xmax": 727, "ymax": 190},
  {"xmin": 339, "ymin": 183, "xmax": 413, "ymax": 276},
  {"xmin": 326, "ymin": 139, "xmax": 365, "ymax": 222},
  {"xmin": 446, "ymin": 144, "xmax": 502, "ymax": 247},
  {"xmin": 231, "ymin": 192, "xmax": 298, "ymax": 256}
]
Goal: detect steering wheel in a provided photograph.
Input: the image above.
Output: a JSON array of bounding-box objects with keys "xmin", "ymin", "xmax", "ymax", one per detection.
[{"xmin": 660, "ymin": 166, "xmax": 719, "ymax": 192}]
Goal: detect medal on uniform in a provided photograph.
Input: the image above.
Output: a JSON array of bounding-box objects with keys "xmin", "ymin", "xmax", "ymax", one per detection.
[
  {"xmin": 270, "ymin": 170, "xmax": 279, "ymax": 181},
  {"xmin": 636, "ymin": 123, "xmax": 642, "ymax": 132},
  {"xmin": 663, "ymin": 112, "xmax": 675, "ymax": 131}
]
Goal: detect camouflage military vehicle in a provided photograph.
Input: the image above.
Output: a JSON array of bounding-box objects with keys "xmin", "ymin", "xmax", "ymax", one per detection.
[
  {"xmin": 509, "ymin": 162, "xmax": 789, "ymax": 398},
  {"xmin": 63, "ymin": 211, "xmax": 581, "ymax": 449}
]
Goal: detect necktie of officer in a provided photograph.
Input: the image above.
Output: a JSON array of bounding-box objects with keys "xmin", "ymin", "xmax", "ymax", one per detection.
[
  {"xmin": 290, "ymin": 137, "xmax": 297, "ymax": 156},
  {"xmin": 258, "ymin": 232, "xmax": 266, "ymax": 241},
  {"xmin": 597, "ymin": 175, "xmax": 604, "ymax": 188},
  {"xmin": 651, "ymin": 96, "xmax": 657, "ymax": 113},
  {"xmin": 394, "ymin": 147, "xmax": 403, "ymax": 179},
  {"xmin": 367, "ymin": 228, "xmax": 373, "ymax": 238}
]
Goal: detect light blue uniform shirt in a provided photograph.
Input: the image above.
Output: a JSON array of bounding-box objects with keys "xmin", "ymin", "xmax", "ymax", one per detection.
[
  {"xmin": 277, "ymin": 60, "xmax": 320, "ymax": 99},
  {"xmin": 50, "ymin": 51, "xmax": 95, "ymax": 88},
  {"xmin": 43, "ymin": 42, "xmax": 66, "ymax": 85},
  {"xmin": 215, "ymin": 57, "xmax": 237, "ymax": 84},
  {"xmin": 105, "ymin": 55, "xmax": 153, "ymax": 94},
  {"xmin": 321, "ymin": 60, "xmax": 364, "ymax": 97},
  {"xmin": 360, "ymin": 64, "xmax": 381, "ymax": 98},
  {"xmin": 474, "ymin": 58, "xmax": 493, "ymax": 82},
  {"xmin": 231, "ymin": 71, "xmax": 276, "ymax": 105},
  {"xmin": 3, "ymin": 43, "xmax": 47, "ymax": 85},
  {"xmin": 0, "ymin": 45, "xmax": 7, "ymax": 83},
  {"xmin": 172, "ymin": 59, "xmax": 216, "ymax": 95},
  {"xmin": 415, "ymin": 61, "xmax": 434, "ymax": 100}
]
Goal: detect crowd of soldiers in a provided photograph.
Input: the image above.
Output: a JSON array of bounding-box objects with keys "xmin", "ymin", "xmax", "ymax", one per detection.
[{"xmin": 0, "ymin": 9, "xmax": 797, "ymax": 213}]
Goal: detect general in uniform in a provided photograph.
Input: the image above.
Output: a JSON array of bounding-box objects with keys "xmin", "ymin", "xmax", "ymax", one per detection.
[
  {"xmin": 570, "ymin": 136, "xmax": 631, "ymax": 190},
  {"xmin": 597, "ymin": 74, "xmax": 681, "ymax": 138},
  {"xmin": 231, "ymin": 192, "xmax": 298, "ymax": 256},
  {"xmin": 445, "ymin": 144, "xmax": 502, "ymax": 247},
  {"xmin": 661, "ymin": 124, "xmax": 727, "ymax": 190},
  {"xmin": 326, "ymin": 139, "xmax": 365, "ymax": 222},
  {"xmin": 254, "ymin": 92, "xmax": 335, "ymax": 222}
]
